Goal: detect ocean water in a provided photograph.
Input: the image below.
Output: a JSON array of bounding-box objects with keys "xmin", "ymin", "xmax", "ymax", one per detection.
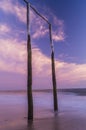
[{"xmin": 1, "ymin": 91, "xmax": 86, "ymax": 124}]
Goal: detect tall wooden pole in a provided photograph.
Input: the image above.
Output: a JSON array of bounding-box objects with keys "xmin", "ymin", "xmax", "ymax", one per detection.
[
  {"xmin": 49, "ymin": 24, "xmax": 58, "ymax": 111},
  {"xmin": 24, "ymin": 0, "xmax": 58, "ymax": 116},
  {"xmin": 30, "ymin": 3, "xmax": 58, "ymax": 112},
  {"xmin": 26, "ymin": 1, "xmax": 33, "ymax": 120}
]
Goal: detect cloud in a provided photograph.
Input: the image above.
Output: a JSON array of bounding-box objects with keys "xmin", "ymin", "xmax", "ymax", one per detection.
[
  {"xmin": 38, "ymin": 7, "xmax": 65, "ymax": 42},
  {"xmin": 0, "ymin": 38, "xmax": 51, "ymax": 76},
  {"xmin": 53, "ymin": 30, "xmax": 65, "ymax": 41},
  {"xmin": 0, "ymin": 0, "xmax": 65, "ymax": 42},
  {"xmin": 0, "ymin": 24, "xmax": 10, "ymax": 34},
  {"xmin": 0, "ymin": 38, "xmax": 86, "ymax": 89},
  {"xmin": 0, "ymin": 1, "xmax": 85, "ymax": 89},
  {"xmin": 50, "ymin": 13, "xmax": 65, "ymax": 42},
  {"xmin": 0, "ymin": 0, "xmax": 26, "ymax": 23},
  {"xmin": 0, "ymin": 38, "xmax": 27, "ymax": 74},
  {"xmin": 31, "ymin": 24, "xmax": 49, "ymax": 39},
  {"xmin": 30, "ymin": 10, "xmax": 65, "ymax": 42},
  {"xmin": 32, "ymin": 47, "xmax": 51, "ymax": 76},
  {"xmin": 56, "ymin": 61, "xmax": 86, "ymax": 84},
  {"xmin": 30, "ymin": 10, "xmax": 50, "ymax": 39}
]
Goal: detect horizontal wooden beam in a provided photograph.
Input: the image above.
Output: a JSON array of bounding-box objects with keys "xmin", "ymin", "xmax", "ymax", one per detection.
[{"xmin": 30, "ymin": 4, "xmax": 50, "ymax": 25}]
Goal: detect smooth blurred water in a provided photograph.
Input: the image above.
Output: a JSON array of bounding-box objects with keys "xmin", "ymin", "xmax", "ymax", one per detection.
[{"xmin": 1, "ymin": 91, "xmax": 86, "ymax": 123}]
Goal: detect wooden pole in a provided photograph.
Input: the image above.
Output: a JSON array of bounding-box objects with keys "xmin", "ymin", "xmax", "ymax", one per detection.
[
  {"xmin": 49, "ymin": 24, "xmax": 58, "ymax": 111},
  {"xmin": 26, "ymin": 2, "xmax": 33, "ymax": 120},
  {"xmin": 24, "ymin": 0, "xmax": 58, "ymax": 115},
  {"xmin": 29, "ymin": 3, "xmax": 58, "ymax": 112}
]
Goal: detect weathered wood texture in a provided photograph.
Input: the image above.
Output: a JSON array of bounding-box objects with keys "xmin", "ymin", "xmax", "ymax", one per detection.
[
  {"xmin": 27, "ymin": 34, "xmax": 33, "ymax": 120},
  {"xmin": 49, "ymin": 24, "xmax": 58, "ymax": 111},
  {"xmin": 26, "ymin": 3, "xmax": 33, "ymax": 120}
]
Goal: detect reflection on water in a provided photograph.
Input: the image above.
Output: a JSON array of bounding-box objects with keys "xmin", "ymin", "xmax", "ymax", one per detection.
[{"xmin": 1, "ymin": 91, "xmax": 86, "ymax": 123}]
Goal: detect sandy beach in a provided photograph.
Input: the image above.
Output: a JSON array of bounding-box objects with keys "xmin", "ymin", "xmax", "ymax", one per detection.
[
  {"xmin": 1, "ymin": 111, "xmax": 86, "ymax": 130},
  {"xmin": 1, "ymin": 91, "xmax": 86, "ymax": 130}
]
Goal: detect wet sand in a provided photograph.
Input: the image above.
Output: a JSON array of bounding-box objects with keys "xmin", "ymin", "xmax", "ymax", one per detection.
[
  {"xmin": 1, "ymin": 91, "xmax": 86, "ymax": 130},
  {"xmin": 1, "ymin": 111, "xmax": 86, "ymax": 130}
]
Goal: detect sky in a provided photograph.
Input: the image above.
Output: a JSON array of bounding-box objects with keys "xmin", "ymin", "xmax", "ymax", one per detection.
[{"xmin": 0, "ymin": 0, "xmax": 86, "ymax": 90}]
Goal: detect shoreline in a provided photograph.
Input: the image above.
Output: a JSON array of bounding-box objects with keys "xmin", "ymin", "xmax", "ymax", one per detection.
[
  {"xmin": 1, "ymin": 89, "xmax": 86, "ymax": 130},
  {"xmin": 1, "ymin": 111, "xmax": 86, "ymax": 130}
]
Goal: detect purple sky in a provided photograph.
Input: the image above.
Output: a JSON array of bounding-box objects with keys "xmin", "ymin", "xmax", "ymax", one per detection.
[{"xmin": 0, "ymin": 0, "xmax": 86, "ymax": 90}]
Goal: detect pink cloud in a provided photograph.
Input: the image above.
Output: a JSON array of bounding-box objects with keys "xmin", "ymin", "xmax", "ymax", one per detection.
[
  {"xmin": 0, "ymin": 0, "xmax": 26, "ymax": 23},
  {"xmin": 0, "ymin": 1, "xmax": 85, "ymax": 89},
  {"xmin": 30, "ymin": 10, "xmax": 65, "ymax": 42},
  {"xmin": 0, "ymin": 24, "xmax": 10, "ymax": 34},
  {"xmin": 0, "ymin": 1, "xmax": 65, "ymax": 42},
  {"xmin": 0, "ymin": 38, "xmax": 26, "ymax": 74},
  {"xmin": 0, "ymin": 37, "xmax": 86, "ymax": 89}
]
